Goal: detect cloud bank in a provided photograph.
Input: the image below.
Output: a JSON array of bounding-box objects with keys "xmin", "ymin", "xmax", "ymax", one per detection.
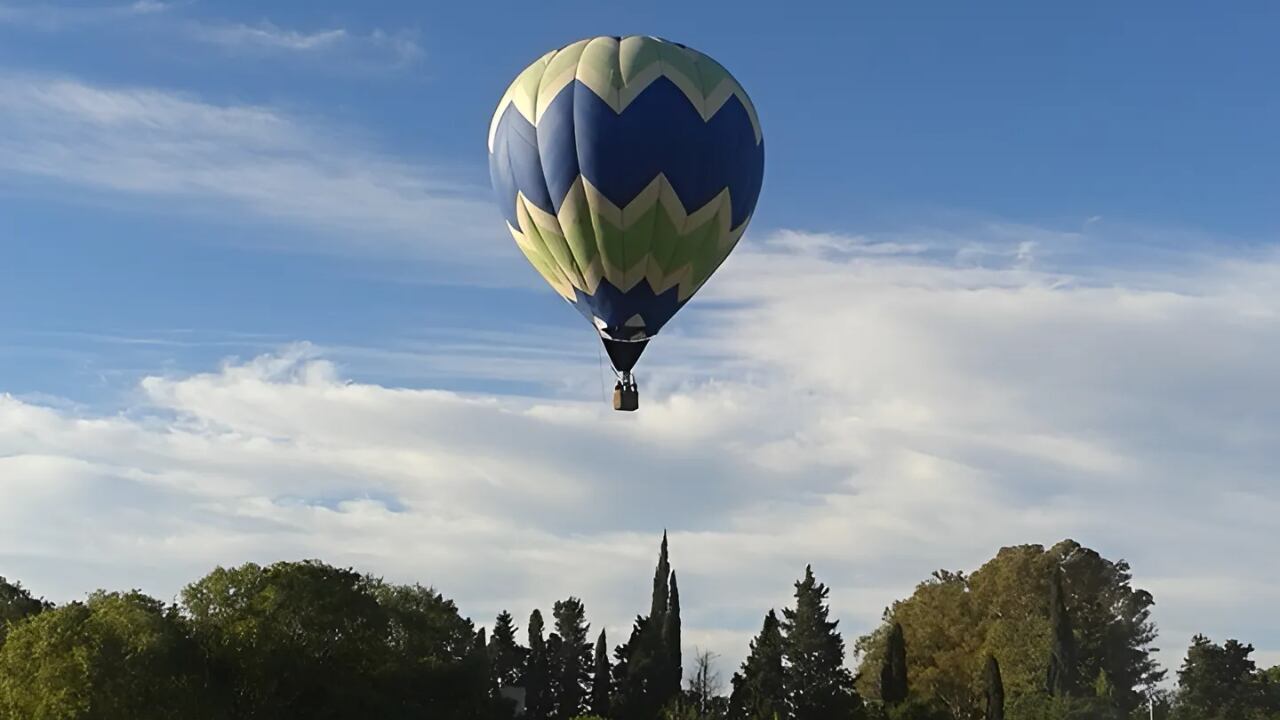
[
  {"xmin": 0, "ymin": 73, "xmax": 502, "ymax": 272},
  {"xmin": 2, "ymin": 228, "xmax": 1277, "ymax": 681}
]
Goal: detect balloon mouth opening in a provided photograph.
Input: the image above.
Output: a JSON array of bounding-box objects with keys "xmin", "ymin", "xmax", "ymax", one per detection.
[
  {"xmin": 601, "ymin": 336, "xmax": 649, "ymax": 374},
  {"xmin": 592, "ymin": 315, "xmax": 655, "ymax": 343}
]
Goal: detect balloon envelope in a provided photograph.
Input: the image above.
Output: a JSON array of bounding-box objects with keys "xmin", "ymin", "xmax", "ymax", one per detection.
[{"xmin": 488, "ymin": 36, "xmax": 764, "ymax": 352}]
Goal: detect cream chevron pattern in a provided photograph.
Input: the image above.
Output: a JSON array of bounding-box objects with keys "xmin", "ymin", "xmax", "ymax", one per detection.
[
  {"xmin": 489, "ymin": 35, "xmax": 764, "ymax": 345},
  {"xmin": 506, "ymin": 175, "xmax": 749, "ymax": 302},
  {"xmin": 486, "ymin": 36, "xmax": 763, "ymax": 153}
]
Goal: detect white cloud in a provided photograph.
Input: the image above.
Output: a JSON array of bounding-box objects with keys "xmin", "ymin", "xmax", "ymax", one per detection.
[
  {"xmin": 188, "ymin": 22, "xmax": 423, "ymax": 66},
  {"xmin": 0, "ymin": 1, "xmax": 170, "ymax": 29},
  {"xmin": 1, "ymin": 227, "xmax": 1278, "ymax": 685},
  {"xmin": 194, "ymin": 23, "xmax": 348, "ymax": 51},
  {"xmin": 0, "ymin": 73, "xmax": 506, "ymax": 276},
  {"xmin": 0, "ymin": 2, "xmax": 421, "ymax": 68}
]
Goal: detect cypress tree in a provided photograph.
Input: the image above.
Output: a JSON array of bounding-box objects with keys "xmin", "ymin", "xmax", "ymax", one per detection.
[
  {"xmin": 663, "ymin": 572, "xmax": 683, "ymax": 702},
  {"xmin": 527, "ymin": 609, "xmax": 551, "ymax": 720},
  {"xmin": 880, "ymin": 621, "xmax": 908, "ymax": 706},
  {"xmin": 472, "ymin": 627, "xmax": 494, "ymax": 699},
  {"xmin": 651, "ymin": 531, "xmax": 671, "ymax": 620},
  {"xmin": 591, "ymin": 630, "xmax": 612, "ymax": 717},
  {"xmin": 550, "ymin": 597, "xmax": 592, "ymax": 719},
  {"xmin": 985, "ymin": 655, "xmax": 1004, "ymax": 720},
  {"xmin": 729, "ymin": 609, "xmax": 788, "ymax": 720},
  {"xmin": 489, "ymin": 610, "xmax": 527, "ymax": 690},
  {"xmin": 1046, "ymin": 565, "xmax": 1077, "ymax": 697},
  {"xmin": 613, "ymin": 533, "xmax": 679, "ymax": 720},
  {"xmin": 781, "ymin": 565, "xmax": 863, "ymax": 719}
]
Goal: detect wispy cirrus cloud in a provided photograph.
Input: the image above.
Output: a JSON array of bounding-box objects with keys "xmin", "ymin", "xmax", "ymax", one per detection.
[
  {"xmin": 0, "ymin": 2, "xmax": 421, "ymax": 68},
  {"xmin": 2, "ymin": 226, "xmax": 1278, "ymax": 683},
  {"xmin": 0, "ymin": 1, "xmax": 170, "ymax": 29},
  {"xmin": 0, "ymin": 73, "xmax": 505, "ymax": 274},
  {"xmin": 189, "ymin": 22, "xmax": 422, "ymax": 66},
  {"xmin": 194, "ymin": 22, "xmax": 348, "ymax": 51}
]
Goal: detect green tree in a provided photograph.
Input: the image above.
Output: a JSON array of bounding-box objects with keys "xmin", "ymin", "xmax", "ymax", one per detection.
[
  {"xmin": 0, "ymin": 590, "xmax": 208, "ymax": 720},
  {"xmin": 551, "ymin": 598, "xmax": 593, "ymax": 719},
  {"xmin": 666, "ymin": 573, "xmax": 684, "ymax": 700},
  {"xmin": 1046, "ymin": 565, "xmax": 1077, "ymax": 698},
  {"xmin": 883, "ymin": 697, "xmax": 953, "ymax": 720},
  {"xmin": 528, "ymin": 609, "xmax": 552, "ymax": 720},
  {"xmin": 985, "ymin": 655, "xmax": 1004, "ymax": 720},
  {"xmin": 856, "ymin": 540, "xmax": 1161, "ymax": 717},
  {"xmin": 490, "ymin": 610, "xmax": 528, "ymax": 689},
  {"xmin": 0, "ymin": 576, "xmax": 51, "ymax": 648},
  {"xmin": 1049, "ymin": 545, "xmax": 1162, "ymax": 709},
  {"xmin": 591, "ymin": 630, "xmax": 612, "ymax": 717},
  {"xmin": 652, "ymin": 532, "xmax": 671, "ymax": 619},
  {"xmin": 613, "ymin": 533, "xmax": 682, "ymax": 719},
  {"xmin": 180, "ymin": 559, "xmax": 502, "ymax": 720},
  {"xmin": 1171, "ymin": 634, "xmax": 1276, "ymax": 720},
  {"xmin": 180, "ymin": 560, "xmax": 391, "ymax": 719},
  {"xmin": 782, "ymin": 565, "xmax": 864, "ymax": 719},
  {"xmin": 476, "ymin": 627, "xmax": 495, "ymax": 696},
  {"xmin": 881, "ymin": 622, "xmax": 909, "ymax": 706},
  {"xmin": 856, "ymin": 570, "xmax": 980, "ymax": 712},
  {"xmin": 376, "ymin": 580, "xmax": 501, "ymax": 719},
  {"xmin": 730, "ymin": 610, "xmax": 788, "ymax": 720}
]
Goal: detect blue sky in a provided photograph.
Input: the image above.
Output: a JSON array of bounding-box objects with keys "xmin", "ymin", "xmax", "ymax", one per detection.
[{"xmin": 2, "ymin": 0, "xmax": 1279, "ymax": 685}]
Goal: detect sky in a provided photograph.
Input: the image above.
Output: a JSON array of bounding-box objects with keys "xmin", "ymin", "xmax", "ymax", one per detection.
[{"xmin": 2, "ymin": 0, "xmax": 1279, "ymax": 687}]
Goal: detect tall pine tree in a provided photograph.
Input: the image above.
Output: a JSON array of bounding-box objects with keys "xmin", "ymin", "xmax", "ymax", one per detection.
[
  {"xmin": 489, "ymin": 611, "xmax": 527, "ymax": 690},
  {"xmin": 550, "ymin": 597, "xmax": 592, "ymax": 719},
  {"xmin": 1046, "ymin": 565, "xmax": 1077, "ymax": 697},
  {"xmin": 782, "ymin": 565, "xmax": 863, "ymax": 719},
  {"xmin": 729, "ymin": 609, "xmax": 788, "ymax": 720},
  {"xmin": 880, "ymin": 622, "xmax": 908, "ymax": 706},
  {"xmin": 984, "ymin": 655, "xmax": 1004, "ymax": 720},
  {"xmin": 591, "ymin": 630, "xmax": 612, "ymax": 717},
  {"xmin": 527, "ymin": 609, "xmax": 551, "ymax": 720}
]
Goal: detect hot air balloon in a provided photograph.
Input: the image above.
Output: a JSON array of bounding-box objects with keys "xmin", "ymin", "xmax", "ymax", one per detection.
[{"xmin": 488, "ymin": 36, "xmax": 764, "ymax": 410}]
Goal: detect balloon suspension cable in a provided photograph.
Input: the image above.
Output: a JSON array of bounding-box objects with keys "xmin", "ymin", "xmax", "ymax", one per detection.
[{"xmin": 597, "ymin": 343, "xmax": 607, "ymax": 404}]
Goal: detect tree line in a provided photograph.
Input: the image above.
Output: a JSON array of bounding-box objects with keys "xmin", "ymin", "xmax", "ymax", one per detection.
[{"xmin": 0, "ymin": 537, "xmax": 1276, "ymax": 719}]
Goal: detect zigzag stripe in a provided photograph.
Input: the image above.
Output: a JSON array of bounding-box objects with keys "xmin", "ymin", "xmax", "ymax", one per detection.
[
  {"xmin": 487, "ymin": 36, "xmax": 763, "ymax": 153},
  {"xmin": 489, "ymin": 36, "xmax": 763, "ymax": 342},
  {"xmin": 488, "ymin": 75, "xmax": 764, "ymax": 229},
  {"xmin": 505, "ymin": 176, "xmax": 749, "ymax": 305}
]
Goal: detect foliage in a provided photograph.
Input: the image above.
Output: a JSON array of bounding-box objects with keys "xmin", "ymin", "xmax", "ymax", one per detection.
[
  {"xmin": 592, "ymin": 630, "xmax": 612, "ymax": 717},
  {"xmin": 0, "ymin": 575, "xmax": 51, "ymax": 645},
  {"xmin": 0, "ymin": 590, "xmax": 208, "ymax": 720},
  {"xmin": 730, "ymin": 609, "xmax": 788, "ymax": 720},
  {"xmin": 1170, "ymin": 634, "xmax": 1280, "ymax": 720},
  {"xmin": 781, "ymin": 565, "xmax": 865, "ymax": 719},
  {"xmin": 5, "ymin": 536, "xmax": 1279, "ymax": 720},
  {"xmin": 855, "ymin": 540, "xmax": 1162, "ymax": 717},
  {"xmin": 551, "ymin": 597, "xmax": 593, "ymax": 719},
  {"xmin": 613, "ymin": 533, "xmax": 682, "ymax": 719},
  {"xmin": 181, "ymin": 560, "xmax": 388, "ymax": 718},
  {"xmin": 881, "ymin": 622, "xmax": 909, "ymax": 706},
  {"xmin": 1046, "ymin": 565, "xmax": 1077, "ymax": 698},
  {"xmin": 984, "ymin": 655, "xmax": 1004, "ymax": 720},
  {"xmin": 490, "ymin": 610, "xmax": 527, "ymax": 689},
  {"xmin": 180, "ymin": 559, "xmax": 502, "ymax": 720},
  {"xmin": 878, "ymin": 697, "xmax": 955, "ymax": 720},
  {"xmin": 528, "ymin": 609, "xmax": 552, "ymax": 720}
]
